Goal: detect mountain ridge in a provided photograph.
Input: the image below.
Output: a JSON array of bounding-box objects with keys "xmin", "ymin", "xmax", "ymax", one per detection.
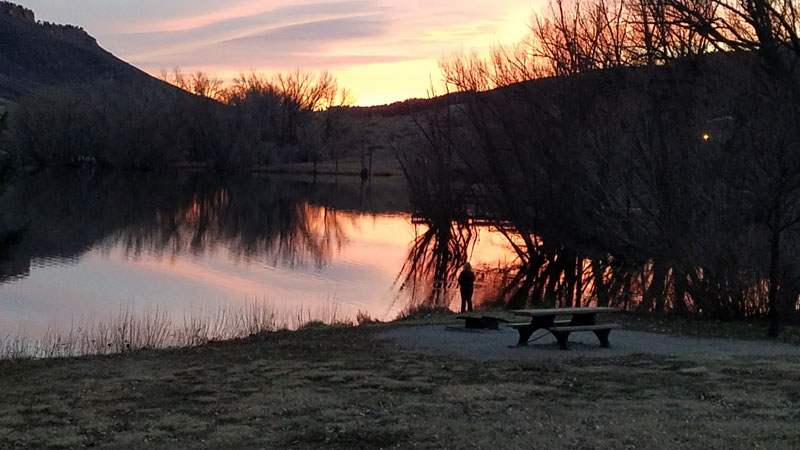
[{"xmin": 0, "ymin": 1, "xmax": 171, "ymax": 101}]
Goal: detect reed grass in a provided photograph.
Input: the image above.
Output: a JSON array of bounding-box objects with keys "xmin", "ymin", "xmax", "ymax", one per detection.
[
  {"xmin": 393, "ymin": 303, "xmax": 454, "ymax": 321},
  {"xmin": 0, "ymin": 299, "xmax": 352, "ymax": 360}
]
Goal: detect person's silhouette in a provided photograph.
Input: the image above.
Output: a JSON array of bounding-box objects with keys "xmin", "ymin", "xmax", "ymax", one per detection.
[{"xmin": 458, "ymin": 262, "xmax": 475, "ymax": 312}]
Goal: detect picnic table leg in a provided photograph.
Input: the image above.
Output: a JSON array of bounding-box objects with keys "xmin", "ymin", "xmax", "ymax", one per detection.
[
  {"xmin": 515, "ymin": 327, "xmax": 537, "ymax": 346},
  {"xmin": 552, "ymin": 330, "xmax": 570, "ymax": 350},
  {"xmin": 513, "ymin": 316, "xmax": 555, "ymax": 347},
  {"xmin": 556, "ymin": 312, "xmax": 591, "ymax": 349},
  {"xmin": 594, "ymin": 329, "xmax": 612, "ymax": 348}
]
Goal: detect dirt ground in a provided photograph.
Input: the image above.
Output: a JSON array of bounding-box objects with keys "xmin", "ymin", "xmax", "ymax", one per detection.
[{"xmin": 1, "ymin": 324, "xmax": 799, "ymax": 449}]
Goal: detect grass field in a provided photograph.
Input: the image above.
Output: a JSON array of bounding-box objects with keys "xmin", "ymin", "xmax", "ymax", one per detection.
[{"xmin": 1, "ymin": 320, "xmax": 799, "ymax": 449}]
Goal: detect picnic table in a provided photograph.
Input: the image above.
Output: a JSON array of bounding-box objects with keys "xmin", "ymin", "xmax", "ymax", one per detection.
[{"xmin": 509, "ymin": 306, "xmax": 620, "ymax": 349}]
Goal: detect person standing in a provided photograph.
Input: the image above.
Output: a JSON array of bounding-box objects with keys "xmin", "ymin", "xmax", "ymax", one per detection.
[{"xmin": 458, "ymin": 262, "xmax": 475, "ymax": 313}]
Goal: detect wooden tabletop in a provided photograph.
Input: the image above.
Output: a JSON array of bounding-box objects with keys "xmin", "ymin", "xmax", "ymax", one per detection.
[{"xmin": 511, "ymin": 306, "xmax": 619, "ymax": 317}]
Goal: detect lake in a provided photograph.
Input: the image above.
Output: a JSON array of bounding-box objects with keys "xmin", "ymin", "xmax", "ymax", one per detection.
[{"xmin": 0, "ymin": 170, "xmax": 516, "ymax": 342}]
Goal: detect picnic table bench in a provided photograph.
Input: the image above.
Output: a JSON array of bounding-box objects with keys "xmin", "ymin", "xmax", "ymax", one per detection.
[
  {"xmin": 456, "ymin": 314, "xmax": 510, "ymax": 330},
  {"xmin": 509, "ymin": 307, "xmax": 621, "ymax": 349}
]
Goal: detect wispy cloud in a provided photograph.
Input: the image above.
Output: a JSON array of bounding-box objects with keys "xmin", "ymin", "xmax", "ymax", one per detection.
[
  {"xmin": 140, "ymin": 1, "xmax": 376, "ymax": 33},
  {"xmin": 101, "ymin": 2, "xmax": 390, "ymax": 67},
  {"xmin": 220, "ymin": 14, "xmax": 387, "ymax": 45}
]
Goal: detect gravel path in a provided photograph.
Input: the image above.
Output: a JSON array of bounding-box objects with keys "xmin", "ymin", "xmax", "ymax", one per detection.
[{"xmin": 379, "ymin": 325, "xmax": 800, "ymax": 361}]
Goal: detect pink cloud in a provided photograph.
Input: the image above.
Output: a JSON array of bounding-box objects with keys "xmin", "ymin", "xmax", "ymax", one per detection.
[{"xmin": 138, "ymin": 1, "xmax": 280, "ymax": 33}]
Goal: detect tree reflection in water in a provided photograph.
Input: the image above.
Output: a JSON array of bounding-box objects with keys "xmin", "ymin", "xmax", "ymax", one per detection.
[
  {"xmin": 108, "ymin": 183, "xmax": 347, "ymax": 270},
  {"xmin": 0, "ymin": 168, "xmax": 544, "ymax": 316},
  {"xmin": 396, "ymin": 215, "xmax": 475, "ymax": 310},
  {"xmin": 395, "ymin": 127, "xmax": 477, "ymax": 310},
  {"xmin": 0, "ymin": 170, "xmax": 408, "ymax": 283}
]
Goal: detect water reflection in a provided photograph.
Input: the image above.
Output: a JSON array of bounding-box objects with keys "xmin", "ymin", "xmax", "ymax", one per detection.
[
  {"xmin": 0, "ymin": 170, "xmax": 409, "ymax": 282},
  {"xmin": 0, "ymin": 170, "xmax": 515, "ymax": 336},
  {"xmin": 396, "ymin": 217, "xmax": 474, "ymax": 308},
  {"xmin": 1, "ymin": 166, "xmax": 680, "ymax": 343}
]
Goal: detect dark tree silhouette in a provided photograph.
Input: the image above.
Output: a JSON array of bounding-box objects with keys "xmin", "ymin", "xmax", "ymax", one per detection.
[
  {"xmin": 406, "ymin": 0, "xmax": 800, "ymax": 336},
  {"xmin": 0, "ymin": 110, "xmax": 23, "ymax": 258}
]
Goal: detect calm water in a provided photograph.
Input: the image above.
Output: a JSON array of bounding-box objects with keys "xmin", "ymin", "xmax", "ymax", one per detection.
[{"xmin": 0, "ymin": 170, "xmax": 515, "ymax": 336}]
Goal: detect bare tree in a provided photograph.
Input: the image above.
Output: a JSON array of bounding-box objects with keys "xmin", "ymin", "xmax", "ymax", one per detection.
[
  {"xmin": 421, "ymin": 0, "xmax": 800, "ymax": 332},
  {"xmin": 159, "ymin": 67, "xmax": 226, "ymax": 101},
  {"xmin": 665, "ymin": 0, "xmax": 800, "ymax": 334}
]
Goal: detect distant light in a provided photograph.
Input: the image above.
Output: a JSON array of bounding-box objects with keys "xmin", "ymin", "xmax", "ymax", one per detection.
[{"xmin": 702, "ymin": 133, "xmax": 710, "ymax": 142}]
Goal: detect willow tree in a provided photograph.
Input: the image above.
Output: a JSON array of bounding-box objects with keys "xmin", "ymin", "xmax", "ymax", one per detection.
[{"xmin": 426, "ymin": 0, "xmax": 800, "ymax": 334}]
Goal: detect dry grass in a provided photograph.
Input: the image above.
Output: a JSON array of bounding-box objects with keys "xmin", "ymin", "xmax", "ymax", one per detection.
[
  {"xmin": 253, "ymin": 112, "xmax": 419, "ymax": 177},
  {"xmin": 0, "ymin": 300, "xmax": 352, "ymax": 360},
  {"xmin": 1, "ymin": 324, "xmax": 799, "ymax": 449},
  {"xmin": 7, "ymin": 295, "xmax": 797, "ymax": 361},
  {"xmin": 393, "ymin": 304, "xmax": 455, "ymax": 323},
  {"xmin": 617, "ymin": 312, "xmax": 800, "ymax": 345},
  {"xmin": 0, "ymin": 97, "xmax": 12, "ymax": 112}
]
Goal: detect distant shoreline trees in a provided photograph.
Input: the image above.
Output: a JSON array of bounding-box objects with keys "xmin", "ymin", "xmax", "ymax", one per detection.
[{"xmin": 7, "ymin": 68, "xmax": 353, "ymax": 171}]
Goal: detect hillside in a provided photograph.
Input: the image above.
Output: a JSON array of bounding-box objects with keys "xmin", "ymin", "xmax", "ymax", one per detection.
[{"xmin": 0, "ymin": 1, "xmax": 171, "ymax": 101}]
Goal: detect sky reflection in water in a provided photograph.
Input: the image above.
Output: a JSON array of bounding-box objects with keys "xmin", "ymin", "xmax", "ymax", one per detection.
[{"xmin": 0, "ymin": 173, "xmax": 516, "ymax": 336}]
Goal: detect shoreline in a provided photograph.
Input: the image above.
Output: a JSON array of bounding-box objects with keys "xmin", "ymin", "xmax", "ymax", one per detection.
[{"xmin": 3, "ymin": 309, "xmax": 799, "ymax": 361}]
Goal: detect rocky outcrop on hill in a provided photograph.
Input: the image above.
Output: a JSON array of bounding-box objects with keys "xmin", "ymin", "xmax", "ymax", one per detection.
[
  {"xmin": 0, "ymin": 1, "xmax": 153, "ymax": 100},
  {"xmin": 0, "ymin": 2, "xmax": 33, "ymax": 23}
]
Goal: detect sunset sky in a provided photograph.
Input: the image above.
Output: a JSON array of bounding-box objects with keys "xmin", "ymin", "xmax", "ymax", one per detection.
[{"xmin": 17, "ymin": 0, "xmax": 540, "ymax": 105}]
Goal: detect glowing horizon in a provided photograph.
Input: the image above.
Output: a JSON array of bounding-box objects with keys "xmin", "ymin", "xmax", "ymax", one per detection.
[{"xmin": 16, "ymin": 0, "xmax": 540, "ymax": 106}]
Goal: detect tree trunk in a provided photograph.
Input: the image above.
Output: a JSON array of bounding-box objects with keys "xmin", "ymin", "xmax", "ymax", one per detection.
[
  {"xmin": 592, "ymin": 260, "xmax": 610, "ymax": 307},
  {"xmin": 641, "ymin": 259, "xmax": 668, "ymax": 312},
  {"xmin": 672, "ymin": 266, "xmax": 688, "ymax": 315},
  {"xmin": 544, "ymin": 262, "xmax": 561, "ymax": 308},
  {"xmin": 768, "ymin": 229, "xmax": 783, "ymax": 337},
  {"xmin": 574, "ymin": 256, "xmax": 583, "ymax": 307},
  {"xmin": 368, "ymin": 147, "xmax": 374, "ymax": 177},
  {"xmin": 563, "ymin": 254, "xmax": 577, "ymax": 308}
]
